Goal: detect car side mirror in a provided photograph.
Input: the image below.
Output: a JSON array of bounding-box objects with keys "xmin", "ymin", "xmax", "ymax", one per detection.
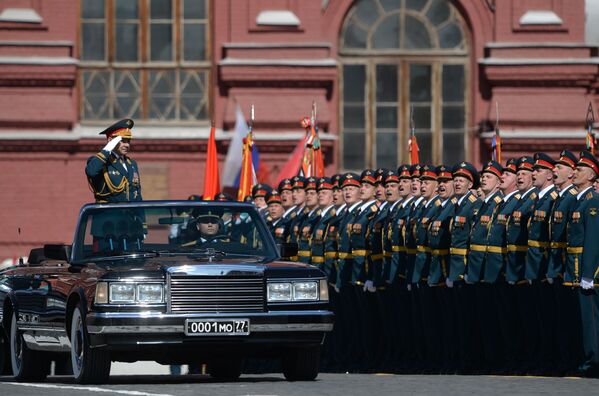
[
  {"xmin": 279, "ymin": 243, "xmax": 298, "ymax": 258},
  {"xmin": 44, "ymin": 244, "xmax": 71, "ymax": 262}
]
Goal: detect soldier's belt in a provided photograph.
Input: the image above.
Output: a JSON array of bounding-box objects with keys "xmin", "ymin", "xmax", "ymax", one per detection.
[
  {"xmin": 507, "ymin": 244, "xmax": 528, "ymax": 252},
  {"xmin": 372, "ymin": 253, "xmax": 385, "ymax": 260},
  {"xmin": 352, "ymin": 249, "xmax": 370, "ymax": 256},
  {"xmin": 417, "ymin": 245, "xmax": 431, "ymax": 253},
  {"xmin": 431, "ymin": 249, "xmax": 449, "ymax": 256},
  {"xmin": 383, "ymin": 252, "xmax": 392, "ymax": 258},
  {"xmin": 338, "ymin": 252, "xmax": 353, "ymax": 259},
  {"xmin": 528, "ymin": 240, "xmax": 550, "ymax": 248},
  {"xmin": 487, "ymin": 245, "xmax": 507, "ymax": 254},
  {"xmin": 469, "ymin": 244, "xmax": 487, "ymax": 253},
  {"xmin": 297, "ymin": 251, "xmax": 311, "ymax": 257},
  {"xmin": 325, "ymin": 252, "xmax": 337, "ymax": 258},
  {"xmin": 450, "ymin": 247, "xmax": 468, "ymax": 256},
  {"xmin": 550, "ymin": 242, "xmax": 567, "ymax": 249},
  {"xmin": 311, "ymin": 256, "xmax": 324, "ymax": 263},
  {"xmin": 406, "ymin": 248, "xmax": 417, "ymax": 254},
  {"xmin": 567, "ymin": 247, "xmax": 584, "ymax": 254},
  {"xmin": 392, "ymin": 245, "xmax": 406, "ymax": 252}
]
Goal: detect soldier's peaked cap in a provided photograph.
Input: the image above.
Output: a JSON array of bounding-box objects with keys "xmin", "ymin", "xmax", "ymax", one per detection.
[
  {"xmin": 291, "ymin": 175, "xmax": 306, "ymax": 189},
  {"xmin": 482, "ymin": 160, "xmax": 503, "ymax": 178},
  {"xmin": 317, "ymin": 177, "xmax": 333, "ymax": 191},
  {"xmin": 556, "ymin": 150, "xmax": 577, "ymax": 169},
  {"xmin": 341, "ymin": 172, "xmax": 361, "ymax": 188},
  {"xmin": 410, "ymin": 164, "xmax": 422, "ymax": 178},
  {"xmin": 383, "ymin": 169, "xmax": 400, "ymax": 184},
  {"xmin": 420, "ymin": 165, "xmax": 437, "ymax": 181},
  {"xmin": 99, "ymin": 119, "xmax": 134, "ymax": 139},
  {"xmin": 453, "ymin": 161, "xmax": 480, "ymax": 189},
  {"xmin": 577, "ymin": 151, "xmax": 599, "ymax": 176},
  {"xmin": 504, "ymin": 158, "xmax": 518, "ymax": 174},
  {"xmin": 517, "ymin": 156, "xmax": 534, "ymax": 172},
  {"xmin": 398, "ymin": 165, "xmax": 411, "ymax": 179},
  {"xmin": 305, "ymin": 177, "xmax": 318, "ymax": 191},
  {"xmin": 436, "ymin": 165, "xmax": 452, "ymax": 181},
  {"xmin": 361, "ymin": 169, "xmax": 377, "ymax": 185},
  {"xmin": 252, "ymin": 184, "xmax": 272, "ymax": 198},
  {"xmin": 533, "ymin": 152, "xmax": 556, "ymax": 170},
  {"xmin": 278, "ymin": 178, "xmax": 293, "ymax": 192},
  {"xmin": 266, "ymin": 190, "xmax": 282, "ymax": 205}
]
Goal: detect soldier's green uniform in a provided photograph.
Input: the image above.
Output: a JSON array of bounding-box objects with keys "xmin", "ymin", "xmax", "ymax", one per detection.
[
  {"xmin": 297, "ymin": 177, "xmax": 321, "ymax": 264},
  {"xmin": 567, "ymin": 152, "xmax": 599, "ymax": 376},
  {"xmin": 310, "ymin": 177, "xmax": 336, "ymax": 271},
  {"xmin": 288, "ymin": 176, "xmax": 307, "ymax": 261},
  {"xmin": 86, "ymin": 119, "xmax": 142, "ymax": 203},
  {"xmin": 548, "ymin": 151, "xmax": 581, "ymax": 371}
]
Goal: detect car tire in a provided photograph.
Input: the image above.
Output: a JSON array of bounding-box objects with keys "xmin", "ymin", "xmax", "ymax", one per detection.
[
  {"xmin": 282, "ymin": 346, "xmax": 320, "ymax": 381},
  {"xmin": 70, "ymin": 303, "xmax": 111, "ymax": 384},
  {"xmin": 9, "ymin": 312, "xmax": 49, "ymax": 381},
  {"xmin": 208, "ymin": 358, "xmax": 243, "ymax": 381}
]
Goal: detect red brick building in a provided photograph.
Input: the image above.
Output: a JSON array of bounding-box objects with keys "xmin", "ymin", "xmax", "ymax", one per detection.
[{"xmin": 1, "ymin": 0, "xmax": 598, "ymax": 259}]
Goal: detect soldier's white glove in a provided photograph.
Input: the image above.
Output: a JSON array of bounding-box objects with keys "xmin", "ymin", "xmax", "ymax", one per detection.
[
  {"xmin": 463, "ymin": 274, "xmax": 469, "ymax": 283},
  {"xmin": 445, "ymin": 278, "xmax": 454, "ymax": 288},
  {"xmin": 546, "ymin": 277, "xmax": 554, "ymax": 285},
  {"xmin": 367, "ymin": 282, "xmax": 376, "ymax": 293},
  {"xmin": 581, "ymin": 278, "xmax": 594, "ymax": 290},
  {"xmin": 407, "ymin": 284, "xmax": 412, "ymax": 291},
  {"xmin": 102, "ymin": 136, "xmax": 122, "ymax": 152},
  {"xmin": 508, "ymin": 281, "xmax": 515, "ymax": 285},
  {"xmin": 363, "ymin": 280, "xmax": 374, "ymax": 292}
]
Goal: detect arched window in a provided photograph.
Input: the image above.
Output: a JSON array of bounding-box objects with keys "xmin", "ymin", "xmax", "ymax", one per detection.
[{"xmin": 340, "ymin": 0, "xmax": 469, "ymax": 169}]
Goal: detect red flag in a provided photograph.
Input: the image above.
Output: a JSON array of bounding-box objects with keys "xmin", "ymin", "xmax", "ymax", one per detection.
[
  {"xmin": 311, "ymin": 127, "xmax": 325, "ymax": 177},
  {"xmin": 237, "ymin": 131, "xmax": 255, "ymax": 201},
  {"xmin": 408, "ymin": 135, "xmax": 420, "ymax": 165},
  {"xmin": 202, "ymin": 126, "xmax": 220, "ymax": 200},
  {"xmin": 277, "ymin": 137, "xmax": 305, "ymax": 181}
]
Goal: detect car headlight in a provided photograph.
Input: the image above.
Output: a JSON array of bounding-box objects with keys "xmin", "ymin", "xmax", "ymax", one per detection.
[
  {"xmin": 109, "ymin": 283, "xmax": 135, "ymax": 303},
  {"xmin": 268, "ymin": 282, "xmax": 292, "ymax": 301},
  {"xmin": 293, "ymin": 281, "xmax": 318, "ymax": 301},
  {"xmin": 137, "ymin": 283, "xmax": 163, "ymax": 303}
]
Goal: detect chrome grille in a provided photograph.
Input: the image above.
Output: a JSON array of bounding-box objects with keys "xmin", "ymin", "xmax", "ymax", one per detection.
[{"xmin": 169, "ymin": 276, "xmax": 265, "ymax": 313}]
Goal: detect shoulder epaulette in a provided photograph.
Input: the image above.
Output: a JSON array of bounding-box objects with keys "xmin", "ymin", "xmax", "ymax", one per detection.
[
  {"xmin": 530, "ymin": 192, "xmax": 537, "ymax": 200},
  {"xmin": 290, "ymin": 212, "xmax": 297, "ymax": 219},
  {"xmin": 569, "ymin": 188, "xmax": 578, "ymax": 195},
  {"xmin": 494, "ymin": 196, "xmax": 502, "ymax": 204},
  {"xmin": 316, "ymin": 209, "xmax": 322, "ymax": 216},
  {"xmin": 371, "ymin": 204, "xmax": 378, "ymax": 212},
  {"xmin": 451, "ymin": 197, "xmax": 458, "ymax": 204},
  {"xmin": 434, "ymin": 200, "xmax": 441, "ymax": 206},
  {"xmin": 468, "ymin": 194, "xmax": 477, "ymax": 203},
  {"xmin": 550, "ymin": 191, "xmax": 558, "ymax": 200},
  {"xmin": 587, "ymin": 192, "xmax": 594, "ymax": 199},
  {"xmin": 331, "ymin": 208, "xmax": 336, "ymax": 216},
  {"xmin": 515, "ymin": 194, "xmax": 521, "ymax": 199}
]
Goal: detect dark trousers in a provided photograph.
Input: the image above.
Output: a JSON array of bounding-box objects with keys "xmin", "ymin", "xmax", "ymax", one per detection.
[
  {"xmin": 460, "ymin": 282, "xmax": 483, "ymax": 371},
  {"xmin": 578, "ymin": 287, "xmax": 599, "ymax": 375},
  {"xmin": 409, "ymin": 283, "xmax": 426, "ymax": 370},
  {"xmin": 494, "ymin": 282, "xmax": 522, "ymax": 372},
  {"xmin": 555, "ymin": 283, "xmax": 584, "ymax": 371},
  {"xmin": 477, "ymin": 282, "xmax": 503, "ymax": 371},
  {"xmin": 420, "ymin": 282, "xmax": 442, "ymax": 371}
]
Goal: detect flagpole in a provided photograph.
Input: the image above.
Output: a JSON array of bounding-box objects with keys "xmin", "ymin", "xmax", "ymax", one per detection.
[{"xmin": 586, "ymin": 102, "xmax": 596, "ymax": 155}]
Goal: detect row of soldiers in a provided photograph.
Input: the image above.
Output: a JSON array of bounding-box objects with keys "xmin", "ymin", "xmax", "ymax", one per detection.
[{"xmin": 253, "ymin": 151, "xmax": 599, "ymax": 377}]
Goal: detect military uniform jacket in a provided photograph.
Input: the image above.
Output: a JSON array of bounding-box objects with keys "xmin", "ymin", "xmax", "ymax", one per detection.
[
  {"xmin": 405, "ymin": 197, "xmax": 426, "ymax": 284},
  {"xmin": 273, "ymin": 207, "xmax": 296, "ymax": 244},
  {"xmin": 427, "ymin": 197, "xmax": 456, "ymax": 286},
  {"xmin": 336, "ymin": 202, "xmax": 361, "ymax": 290},
  {"xmin": 324, "ymin": 204, "xmax": 346, "ymax": 285},
  {"xmin": 413, "ymin": 196, "xmax": 442, "ymax": 284},
  {"xmin": 288, "ymin": 206, "xmax": 308, "ymax": 260},
  {"xmin": 505, "ymin": 188, "xmax": 537, "ymax": 283},
  {"xmin": 525, "ymin": 186, "xmax": 558, "ymax": 281},
  {"xmin": 297, "ymin": 208, "xmax": 322, "ymax": 264},
  {"xmin": 368, "ymin": 201, "xmax": 390, "ymax": 288},
  {"xmin": 86, "ymin": 150, "xmax": 142, "ymax": 203},
  {"xmin": 382, "ymin": 200, "xmax": 402, "ymax": 284},
  {"xmin": 484, "ymin": 191, "xmax": 521, "ymax": 283},
  {"xmin": 310, "ymin": 205, "xmax": 337, "ymax": 273},
  {"xmin": 448, "ymin": 192, "xmax": 481, "ymax": 282},
  {"xmin": 350, "ymin": 200, "xmax": 379, "ymax": 285},
  {"xmin": 565, "ymin": 188, "xmax": 599, "ymax": 285},
  {"xmin": 547, "ymin": 185, "xmax": 578, "ymax": 279},
  {"xmin": 389, "ymin": 197, "xmax": 414, "ymax": 283},
  {"xmin": 467, "ymin": 191, "xmax": 502, "ymax": 283}
]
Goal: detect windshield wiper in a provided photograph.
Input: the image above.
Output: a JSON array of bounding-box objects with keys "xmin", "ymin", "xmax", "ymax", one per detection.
[
  {"xmin": 85, "ymin": 250, "xmax": 160, "ymax": 262},
  {"xmin": 185, "ymin": 248, "xmax": 227, "ymax": 257}
]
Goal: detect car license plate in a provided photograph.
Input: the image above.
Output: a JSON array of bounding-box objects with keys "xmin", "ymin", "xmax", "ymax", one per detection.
[{"xmin": 185, "ymin": 319, "xmax": 250, "ymax": 336}]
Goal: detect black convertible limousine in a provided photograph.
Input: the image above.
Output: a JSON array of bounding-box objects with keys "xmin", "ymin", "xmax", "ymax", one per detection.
[{"xmin": 0, "ymin": 201, "xmax": 333, "ymax": 384}]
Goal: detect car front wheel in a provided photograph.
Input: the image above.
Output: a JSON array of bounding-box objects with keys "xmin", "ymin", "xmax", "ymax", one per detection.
[
  {"xmin": 282, "ymin": 346, "xmax": 320, "ymax": 381},
  {"xmin": 10, "ymin": 312, "xmax": 49, "ymax": 381},
  {"xmin": 70, "ymin": 304, "xmax": 111, "ymax": 384}
]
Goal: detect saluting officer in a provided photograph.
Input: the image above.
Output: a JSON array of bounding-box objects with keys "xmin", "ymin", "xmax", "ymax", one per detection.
[
  {"xmin": 548, "ymin": 150, "xmax": 581, "ymax": 373},
  {"xmin": 448, "ymin": 162, "xmax": 481, "ymax": 373},
  {"xmin": 297, "ymin": 177, "xmax": 321, "ymax": 264},
  {"xmin": 86, "ymin": 119, "xmax": 142, "ymax": 203},
  {"xmin": 567, "ymin": 151, "xmax": 599, "ymax": 377}
]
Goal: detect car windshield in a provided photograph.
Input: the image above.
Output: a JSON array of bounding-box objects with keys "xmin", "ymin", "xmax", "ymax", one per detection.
[{"xmin": 72, "ymin": 204, "xmax": 275, "ymax": 263}]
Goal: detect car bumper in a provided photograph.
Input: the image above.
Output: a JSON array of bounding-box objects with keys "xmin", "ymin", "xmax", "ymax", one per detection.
[{"xmin": 86, "ymin": 310, "xmax": 334, "ymax": 351}]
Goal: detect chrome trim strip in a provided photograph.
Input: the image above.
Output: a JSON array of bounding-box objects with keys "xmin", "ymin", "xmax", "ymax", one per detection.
[
  {"xmin": 87, "ymin": 322, "xmax": 333, "ymax": 334},
  {"xmin": 89, "ymin": 309, "xmax": 331, "ymax": 319}
]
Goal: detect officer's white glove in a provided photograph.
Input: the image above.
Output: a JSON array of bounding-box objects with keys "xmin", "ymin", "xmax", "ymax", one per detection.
[
  {"xmin": 528, "ymin": 279, "xmax": 532, "ymax": 285},
  {"xmin": 367, "ymin": 282, "xmax": 376, "ymax": 293},
  {"xmin": 581, "ymin": 278, "xmax": 594, "ymax": 290},
  {"xmin": 508, "ymin": 281, "xmax": 515, "ymax": 285},
  {"xmin": 546, "ymin": 277, "xmax": 554, "ymax": 285},
  {"xmin": 102, "ymin": 136, "xmax": 122, "ymax": 152},
  {"xmin": 363, "ymin": 280, "xmax": 374, "ymax": 292},
  {"xmin": 407, "ymin": 284, "xmax": 412, "ymax": 291},
  {"xmin": 445, "ymin": 278, "xmax": 454, "ymax": 288},
  {"xmin": 464, "ymin": 274, "xmax": 469, "ymax": 283},
  {"xmin": 334, "ymin": 285, "xmax": 340, "ymax": 293}
]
